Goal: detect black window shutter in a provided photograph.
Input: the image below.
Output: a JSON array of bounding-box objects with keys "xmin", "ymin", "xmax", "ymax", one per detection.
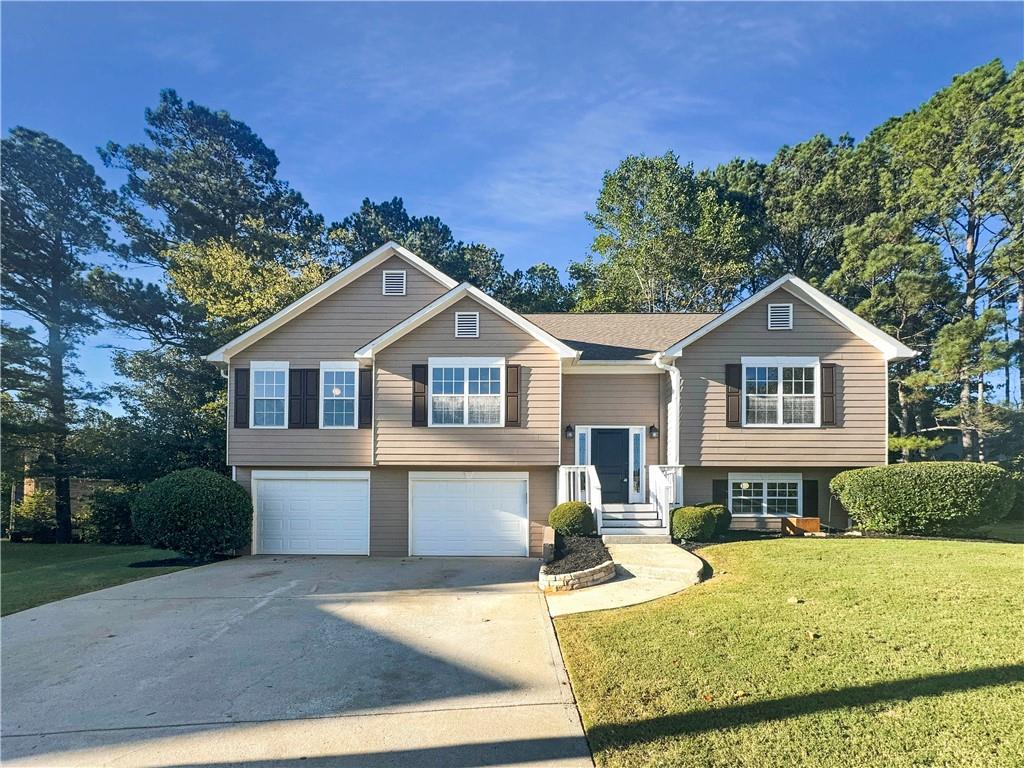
[
  {"xmin": 233, "ymin": 368, "xmax": 249, "ymax": 428},
  {"xmin": 712, "ymin": 479, "xmax": 728, "ymax": 507},
  {"xmin": 505, "ymin": 364, "xmax": 521, "ymax": 427},
  {"xmin": 288, "ymin": 370, "xmax": 304, "ymax": 428},
  {"xmin": 802, "ymin": 479, "xmax": 819, "ymax": 518},
  {"xmin": 358, "ymin": 368, "xmax": 372, "ymax": 428},
  {"xmin": 302, "ymin": 369, "xmax": 319, "ymax": 428},
  {"xmin": 412, "ymin": 364, "xmax": 428, "ymax": 427},
  {"xmin": 821, "ymin": 363, "xmax": 837, "ymax": 426},
  {"xmin": 725, "ymin": 364, "xmax": 742, "ymax": 427}
]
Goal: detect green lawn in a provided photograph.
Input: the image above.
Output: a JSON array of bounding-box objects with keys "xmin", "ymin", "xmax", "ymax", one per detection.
[
  {"xmin": 556, "ymin": 538, "xmax": 1024, "ymax": 768},
  {"xmin": 1, "ymin": 541, "xmax": 193, "ymax": 616}
]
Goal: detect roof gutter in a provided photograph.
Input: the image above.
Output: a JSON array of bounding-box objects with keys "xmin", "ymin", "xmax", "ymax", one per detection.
[{"xmin": 652, "ymin": 352, "xmax": 680, "ymax": 465}]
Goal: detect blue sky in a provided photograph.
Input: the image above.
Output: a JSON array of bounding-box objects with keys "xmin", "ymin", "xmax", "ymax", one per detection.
[{"xmin": 3, "ymin": 2, "xmax": 1022, "ymax": 405}]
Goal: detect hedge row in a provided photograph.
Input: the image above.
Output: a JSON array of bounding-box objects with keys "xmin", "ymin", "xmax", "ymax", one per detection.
[{"xmin": 671, "ymin": 503, "xmax": 731, "ymax": 542}]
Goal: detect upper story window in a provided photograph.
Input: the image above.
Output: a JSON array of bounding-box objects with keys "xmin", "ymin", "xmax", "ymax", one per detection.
[
  {"xmin": 382, "ymin": 270, "xmax": 407, "ymax": 296},
  {"xmin": 741, "ymin": 356, "xmax": 819, "ymax": 427},
  {"xmin": 455, "ymin": 312, "xmax": 479, "ymax": 338},
  {"xmin": 320, "ymin": 361, "xmax": 358, "ymax": 429},
  {"xmin": 428, "ymin": 357, "xmax": 503, "ymax": 427},
  {"xmin": 767, "ymin": 303, "xmax": 793, "ymax": 330},
  {"xmin": 251, "ymin": 362, "xmax": 288, "ymax": 428}
]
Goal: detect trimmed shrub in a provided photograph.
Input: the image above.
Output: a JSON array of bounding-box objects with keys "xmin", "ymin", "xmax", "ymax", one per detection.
[
  {"xmin": 671, "ymin": 505, "xmax": 717, "ymax": 542},
  {"xmin": 10, "ymin": 490, "xmax": 58, "ymax": 542},
  {"xmin": 548, "ymin": 501, "xmax": 596, "ymax": 536},
  {"xmin": 830, "ymin": 461, "xmax": 1017, "ymax": 536},
  {"xmin": 82, "ymin": 488, "xmax": 141, "ymax": 545},
  {"xmin": 700, "ymin": 503, "xmax": 732, "ymax": 536},
  {"xmin": 1010, "ymin": 471, "xmax": 1024, "ymax": 521},
  {"xmin": 131, "ymin": 469, "xmax": 251, "ymax": 561}
]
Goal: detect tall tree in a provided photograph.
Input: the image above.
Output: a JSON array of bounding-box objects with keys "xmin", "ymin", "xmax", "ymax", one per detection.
[
  {"xmin": 870, "ymin": 59, "xmax": 1022, "ymax": 458},
  {"xmin": 577, "ymin": 152, "xmax": 748, "ymax": 312},
  {"xmin": 1, "ymin": 128, "xmax": 115, "ymax": 541}
]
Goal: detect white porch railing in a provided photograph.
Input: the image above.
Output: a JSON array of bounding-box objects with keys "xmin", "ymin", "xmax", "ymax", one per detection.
[
  {"xmin": 648, "ymin": 465, "xmax": 685, "ymax": 524},
  {"xmin": 557, "ymin": 464, "xmax": 603, "ymax": 531}
]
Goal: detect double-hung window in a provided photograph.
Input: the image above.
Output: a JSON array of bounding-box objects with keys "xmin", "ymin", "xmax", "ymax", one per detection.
[
  {"xmin": 320, "ymin": 362, "xmax": 358, "ymax": 428},
  {"xmin": 741, "ymin": 356, "xmax": 819, "ymax": 427},
  {"xmin": 251, "ymin": 362, "xmax": 288, "ymax": 428},
  {"xmin": 428, "ymin": 357, "xmax": 504, "ymax": 427},
  {"xmin": 729, "ymin": 473, "xmax": 802, "ymax": 516}
]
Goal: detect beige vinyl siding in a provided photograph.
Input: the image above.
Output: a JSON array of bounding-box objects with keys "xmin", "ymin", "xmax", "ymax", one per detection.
[
  {"xmin": 676, "ymin": 289, "xmax": 888, "ymax": 467},
  {"xmin": 683, "ymin": 465, "xmax": 851, "ymax": 529},
  {"xmin": 227, "ymin": 256, "xmax": 450, "ymax": 467},
  {"xmin": 561, "ymin": 374, "xmax": 666, "ymax": 465},
  {"xmin": 370, "ymin": 466, "xmax": 555, "ymax": 557},
  {"xmin": 374, "ymin": 297, "xmax": 561, "ymax": 466}
]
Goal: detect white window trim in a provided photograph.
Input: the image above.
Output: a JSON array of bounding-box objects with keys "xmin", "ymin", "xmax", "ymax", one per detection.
[
  {"xmin": 767, "ymin": 303, "xmax": 793, "ymax": 330},
  {"xmin": 728, "ymin": 472, "xmax": 803, "ymax": 517},
  {"xmin": 382, "ymin": 270, "xmax": 407, "ymax": 296},
  {"xmin": 573, "ymin": 425, "xmax": 646, "ymax": 503},
  {"xmin": 454, "ymin": 311, "xmax": 480, "ymax": 338},
  {"xmin": 740, "ymin": 355, "xmax": 820, "ymax": 428},
  {"xmin": 250, "ymin": 361, "xmax": 289, "ymax": 429},
  {"xmin": 319, "ymin": 361, "xmax": 359, "ymax": 430},
  {"xmin": 427, "ymin": 356, "xmax": 505, "ymax": 428}
]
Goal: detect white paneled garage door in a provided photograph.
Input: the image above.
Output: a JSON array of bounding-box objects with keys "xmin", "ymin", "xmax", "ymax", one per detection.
[
  {"xmin": 253, "ymin": 471, "xmax": 369, "ymax": 555},
  {"xmin": 409, "ymin": 472, "xmax": 529, "ymax": 557}
]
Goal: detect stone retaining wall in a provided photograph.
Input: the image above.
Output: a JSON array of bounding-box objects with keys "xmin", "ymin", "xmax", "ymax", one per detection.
[{"xmin": 539, "ymin": 559, "xmax": 616, "ymax": 592}]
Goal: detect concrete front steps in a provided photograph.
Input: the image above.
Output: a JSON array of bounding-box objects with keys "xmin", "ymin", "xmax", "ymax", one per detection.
[{"xmin": 600, "ymin": 503, "xmax": 669, "ymax": 537}]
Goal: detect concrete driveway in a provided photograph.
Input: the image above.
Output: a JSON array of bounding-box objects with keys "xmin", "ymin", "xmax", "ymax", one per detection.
[{"xmin": 1, "ymin": 556, "xmax": 591, "ymax": 767}]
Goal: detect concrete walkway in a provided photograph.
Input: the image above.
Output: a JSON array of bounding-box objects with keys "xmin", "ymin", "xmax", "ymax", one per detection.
[
  {"xmin": 545, "ymin": 542, "xmax": 704, "ymax": 617},
  {"xmin": 3, "ymin": 556, "xmax": 592, "ymax": 768}
]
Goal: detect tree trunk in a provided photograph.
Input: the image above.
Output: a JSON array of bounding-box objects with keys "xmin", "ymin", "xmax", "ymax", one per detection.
[
  {"xmin": 1018, "ymin": 281, "xmax": 1023, "ymax": 409},
  {"xmin": 897, "ymin": 381, "xmax": 912, "ymax": 462},
  {"xmin": 960, "ymin": 379, "xmax": 977, "ymax": 461},
  {"xmin": 977, "ymin": 377, "xmax": 985, "ymax": 463},
  {"xmin": 46, "ymin": 320, "xmax": 72, "ymax": 544},
  {"xmin": 961, "ymin": 219, "xmax": 979, "ymax": 459}
]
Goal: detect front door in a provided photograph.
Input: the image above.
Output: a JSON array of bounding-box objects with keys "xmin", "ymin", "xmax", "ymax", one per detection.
[{"xmin": 591, "ymin": 428, "xmax": 630, "ymax": 504}]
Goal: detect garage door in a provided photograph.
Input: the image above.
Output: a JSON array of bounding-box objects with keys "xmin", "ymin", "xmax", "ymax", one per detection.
[
  {"xmin": 253, "ymin": 472, "xmax": 369, "ymax": 555},
  {"xmin": 409, "ymin": 472, "xmax": 529, "ymax": 557}
]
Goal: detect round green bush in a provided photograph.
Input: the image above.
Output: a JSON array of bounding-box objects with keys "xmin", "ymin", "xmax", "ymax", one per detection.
[
  {"xmin": 830, "ymin": 461, "xmax": 1017, "ymax": 536},
  {"xmin": 132, "ymin": 469, "xmax": 251, "ymax": 561},
  {"xmin": 671, "ymin": 505, "xmax": 717, "ymax": 542},
  {"xmin": 700, "ymin": 503, "xmax": 732, "ymax": 536},
  {"xmin": 548, "ymin": 501, "xmax": 596, "ymax": 536},
  {"xmin": 82, "ymin": 487, "xmax": 141, "ymax": 545}
]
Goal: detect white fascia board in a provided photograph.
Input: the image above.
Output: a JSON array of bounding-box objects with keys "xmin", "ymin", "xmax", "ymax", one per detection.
[
  {"xmin": 562, "ymin": 360, "xmax": 663, "ymax": 374},
  {"xmin": 661, "ymin": 274, "xmax": 917, "ymax": 361},
  {"xmin": 354, "ymin": 283, "xmax": 579, "ymax": 360},
  {"xmin": 205, "ymin": 242, "xmax": 458, "ymax": 363}
]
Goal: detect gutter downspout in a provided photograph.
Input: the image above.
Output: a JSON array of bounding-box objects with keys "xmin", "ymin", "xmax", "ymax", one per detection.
[{"xmin": 652, "ymin": 353, "xmax": 680, "ymax": 465}]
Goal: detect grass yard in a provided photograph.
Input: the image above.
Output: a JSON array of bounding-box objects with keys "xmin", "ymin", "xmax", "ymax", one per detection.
[
  {"xmin": 1, "ymin": 541, "xmax": 193, "ymax": 616},
  {"xmin": 556, "ymin": 538, "xmax": 1024, "ymax": 768}
]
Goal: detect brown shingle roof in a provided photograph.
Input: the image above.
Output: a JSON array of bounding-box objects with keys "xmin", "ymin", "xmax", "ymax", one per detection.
[{"xmin": 522, "ymin": 312, "xmax": 719, "ymax": 361}]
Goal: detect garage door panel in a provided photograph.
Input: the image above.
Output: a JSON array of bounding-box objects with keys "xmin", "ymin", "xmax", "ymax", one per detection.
[
  {"xmin": 410, "ymin": 474, "xmax": 528, "ymax": 557},
  {"xmin": 255, "ymin": 477, "xmax": 369, "ymax": 555}
]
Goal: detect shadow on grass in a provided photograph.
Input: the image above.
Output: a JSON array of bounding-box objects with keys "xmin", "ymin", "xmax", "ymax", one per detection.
[
  {"xmin": 587, "ymin": 663, "xmax": 1024, "ymax": 749},
  {"xmin": 127, "ymin": 553, "xmax": 234, "ymax": 568}
]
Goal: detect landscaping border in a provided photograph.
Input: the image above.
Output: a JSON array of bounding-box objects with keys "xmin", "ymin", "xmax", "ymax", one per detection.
[{"xmin": 539, "ymin": 559, "xmax": 616, "ymax": 592}]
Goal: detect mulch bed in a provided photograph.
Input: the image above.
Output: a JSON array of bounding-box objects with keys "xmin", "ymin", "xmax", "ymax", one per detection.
[{"xmin": 544, "ymin": 534, "xmax": 610, "ymax": 575}]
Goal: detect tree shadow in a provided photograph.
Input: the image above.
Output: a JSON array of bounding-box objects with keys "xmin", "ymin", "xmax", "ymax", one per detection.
[{"xmin": 587, "ymin": 663, "xmax": 1024, "ymax": 749}]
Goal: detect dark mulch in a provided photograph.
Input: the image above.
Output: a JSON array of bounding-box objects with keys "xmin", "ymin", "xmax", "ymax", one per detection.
[{"xmin": 544, "ymin": 535, "xmax": 610, "ymax": 575}]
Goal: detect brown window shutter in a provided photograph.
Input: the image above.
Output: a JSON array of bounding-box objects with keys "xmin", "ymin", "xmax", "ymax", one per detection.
[
  {"xmin": 505, "ymin": 364, "xmax": 521, "ymax": 427},
  {"xmin": 725, "ymin": 364, "xmax": 742, "ymax": 427},
  {"xmin": 358, "ymin": 368, "xmax": 372, "ymax": 428},
  {"xmin": 411, "ymin": 364, "xmax": 428, "ymax": 427},
  {"xmin": 288, "ymin": 369, "xmax": 304, "ymax": 428},
  {"xmin": 302, "ymin": 369, "xmax": 319, "ymax": 428},
  {"xmin": 712, "ymin": 479, "xmax": 728, "ymax": 507},
  {"xmin": 802, "ymin": 479, "xmax": 819, "ymax": 518},
  {"xmin": 233, "ymin": 368, "xmax": 249, "ymax": 428},
  {"xmin": 821, "ymin": 363, "xmax": 837, "ymax": 426}
]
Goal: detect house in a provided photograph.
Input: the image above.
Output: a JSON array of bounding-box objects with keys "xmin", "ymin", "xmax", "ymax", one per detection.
[{"xmin": 206, "ymin": 242, "xmax": 915, "ymax": 557}]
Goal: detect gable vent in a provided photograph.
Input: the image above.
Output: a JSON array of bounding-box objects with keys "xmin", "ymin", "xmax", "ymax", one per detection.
[
  {"xmin": 382, "ymin": 270, "xmax": 407, "ymax": 296},
  {"xmin": 767, "ymin": 303, "xmax": 793, "ymax": 330},
  {"xmin": 455, "ymin": 312, "xmax": 479, "ymax": 338}
]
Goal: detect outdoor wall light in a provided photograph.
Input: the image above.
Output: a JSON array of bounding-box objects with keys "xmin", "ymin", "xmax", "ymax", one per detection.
[
  {"xmin": 564, "ymin": 425, "xmax": 575, "ymax": 440},
  {"xmin": 649, "ymin": 425, "xmax": 660, "ymax": 439}
]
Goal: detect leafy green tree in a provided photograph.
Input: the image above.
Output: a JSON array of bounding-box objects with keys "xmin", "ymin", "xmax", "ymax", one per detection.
[
  {"xmin": 1, "ymin": 128, "xmax": 115, "ymax": 541},
  {"xmin": 578, "ymin": 152, "xmax": 748, "ymax": 312}
]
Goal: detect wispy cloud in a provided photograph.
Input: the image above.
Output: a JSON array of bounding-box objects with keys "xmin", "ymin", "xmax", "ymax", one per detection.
[{"xmin": 136, "ymin": 31, "xmax": 222, "ymax": 74}]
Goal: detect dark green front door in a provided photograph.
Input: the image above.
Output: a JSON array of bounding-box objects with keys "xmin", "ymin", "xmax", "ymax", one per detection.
[{"xmin": 592, "ymin": 428, "xmax": 629, "ymax": 504}]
